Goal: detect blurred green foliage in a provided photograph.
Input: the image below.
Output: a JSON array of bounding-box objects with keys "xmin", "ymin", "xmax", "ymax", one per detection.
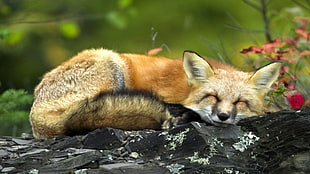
[
  {"xmin": 0, "ymin": 0, "xmax": 309, "ymax": 93},
  {"xmin": 59, "ymin": 21, "xmax": 80, "ymax": 39},
  {"xmin": 0, "ymin": 88, "xmax": 33, "ymax": 136},
  {"xmin": 0, "ymin": 0, "xmax": 309, "ymax": 136}
]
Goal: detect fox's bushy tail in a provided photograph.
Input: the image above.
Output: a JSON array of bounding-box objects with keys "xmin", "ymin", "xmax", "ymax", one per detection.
[{"xmin": 63, "ymin": 90, "xmax": 200, "ymax": 136}]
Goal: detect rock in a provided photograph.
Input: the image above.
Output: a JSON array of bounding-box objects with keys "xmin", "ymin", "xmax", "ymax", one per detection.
[
  {"xmin": 277, "ymin": 150, "xmax": 310, "ymax": 174},
  {"xmin": 21, "ymin": 133, "xmax": 33, "ymax": 139},
  {"xmin": 19, "ymin": 148, "xmax": 49, "ymax": 157},
  {"xmin": 65, "ymin": 148, "xmax": 96, "ymax": 156},
  {"xmin": 74, "ymin": 168, "xmax": 88, "ymax": 174},
  {"xmin": 0, "ymin": 108, "xmax": 309, "ymax": 173},
  {"xmin": 12, "ymin": 138, "xmax": 32, "ymax": 145},
  {"xmin": 0, "ymin": 138, "xmax": 14, "ymax": 146},
  {"xmin": 42, "ymin": 150, "xmax": 102, "ymax": 171},
  {"xmin": 82, "ymin": 128, "xmax": 122, "ymax": 150},
  {"xmin": 28, "ymin": 168, "xmax": 39, "ymax": 174},
  {"xmin": 101, "ymin": 163, "xmax": 169, "ymax": 174},
  {"xmin": 293, "ymin": 152, "xmax": 310, "ymax": 171},
  {"xmin": 0, "ymin": 150, "xmax": 8, "ymax": 158},
  {"xmin": 100, "ymin": 162, "xmax": 141, "ymax": 170},
  {"xmin": 129, "ymin": 152, "xmax": 139, "ymax": 159},
  {"xmin": 1, "ymin": 167, "xmax": 16, "ymax": 172},
  {"xmin": 50, "ymin": 136, "xmax": 83, "ymax": 150}
]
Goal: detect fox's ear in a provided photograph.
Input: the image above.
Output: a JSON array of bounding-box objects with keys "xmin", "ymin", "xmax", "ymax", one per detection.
[
  {"xmin": 249, "ymin": 62, "xmax": 282, "ymax": 89},
  {"xmin": 183, "ymin": 50, "xmax": 214, "ymax": 86}
]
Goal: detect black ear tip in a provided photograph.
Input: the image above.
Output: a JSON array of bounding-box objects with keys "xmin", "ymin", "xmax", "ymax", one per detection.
[
  {"xmin": 183, "ymin": 50, "xmax": 197, "ymax": 54},
  {"xmin": 183, "ymin": 50, "xmax": 203, "ymax": 58}
]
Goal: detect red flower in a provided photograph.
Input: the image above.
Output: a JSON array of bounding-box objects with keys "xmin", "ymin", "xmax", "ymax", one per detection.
[
  {"xmin": 286, "ymin": 92, "xmax": 304, "ymax": 110},
  {"xmin": 301, "ymin": 50, "xmax": 310, "ymax": 57},
  {"xmin": 295, "ymin": 28, "xmax": 310, "ymax": 40},
  {"xmin": 241, "ymin": 37, "xmax": 284, "ymax": 54},
  {"xmin": 294, "ymin": 17, "xmax": 309, "ymax": 31},
  {"xmin": 284, "ymin": 37, "xmax": 299, "ymax": 46},
  {"xmin": 294, "ymin": 17, "xmax": 310, "ymax": 41},
  {"xmin": 240, "ymin": 46, "xmax": 262, "ymax": 54}
]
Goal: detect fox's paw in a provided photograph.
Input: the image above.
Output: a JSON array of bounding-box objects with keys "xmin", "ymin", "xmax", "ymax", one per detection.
[
  {"xmin": 161, "ymin": 117, "xmax": 181, "ymax": 130},
  {"xmin": 161, "ymin": 110, "xmax": 202, "ymax": 130}
]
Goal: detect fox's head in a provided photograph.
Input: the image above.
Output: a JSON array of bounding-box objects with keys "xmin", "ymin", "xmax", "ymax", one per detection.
[{"xmin": 182, "ymin": 50, "xmax": 281, "ymax": 126}]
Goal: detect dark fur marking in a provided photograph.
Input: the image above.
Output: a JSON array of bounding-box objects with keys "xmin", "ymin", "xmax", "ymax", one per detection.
[
  {"xmin": 166, "ymin": 103, "xmax": 203, "ymax": 124},
  {"xmin": 92, "ymin": 89, "xmax": 163, "ymax": 103},
  {"xmin": 109, "ymin": 62, "xmax": 126, "ymax": 90},
  {"xmin": 167, "ymin": 103, "xmax": 194, "ymax": 117},
  {"xmin": 183, "ymin": 50, "xmax": 204, "ymax": 59},
  {"xmin": 253, "ymin": 61, "xmax": 282, "ymax": 72}
]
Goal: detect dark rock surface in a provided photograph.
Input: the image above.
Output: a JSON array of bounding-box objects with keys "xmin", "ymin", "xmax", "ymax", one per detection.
[{"xmin": 1, "ymin": 108, "xmax": 310, "ymax": 173}]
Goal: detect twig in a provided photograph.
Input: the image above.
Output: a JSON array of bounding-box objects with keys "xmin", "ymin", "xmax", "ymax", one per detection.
[
  {"xmin": 151, "ymin": 27, "xmax": 158, "ymax": 48},
  {"xmin": 292, "ymin": 0, "xmax": 310, "ymax": 11},
  {"xmin": 160, "ymin": 44, "xmax": 172, "ymax": 54},
  {"xmin": 242, "ymin": 0, "xmax": 261, "ymax": 11},
  {"xmin": 0, "ymin": 13, "xmax": 107, "ymax": 26},
  {"xmin": 242, "ymin": 0, "xmax": 272, "ymax": 42},
  {"xmin": 260, "ymin": 0, "xmax": 272, "ymax": 42},
  {"xmin": 224, "ymin": 13, "xmax": 260, "ymax": 45}
]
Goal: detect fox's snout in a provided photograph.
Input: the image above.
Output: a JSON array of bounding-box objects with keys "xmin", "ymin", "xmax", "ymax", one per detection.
[
  {"xmin": 186, "ymin": 106, "xmax": 240, "ymax": 126},
  {"xmin": 217, "ymin": 113, "xmax": 230, "ymax": 121},
  {"xmin": 209, "ymin": 110, "xmax": 240, "ymax": 125}
]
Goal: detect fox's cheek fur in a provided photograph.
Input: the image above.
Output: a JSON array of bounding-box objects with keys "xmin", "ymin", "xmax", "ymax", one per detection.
[{"xmin": 235, "ymin": 101, "xmax": 260, "ymax": 117}]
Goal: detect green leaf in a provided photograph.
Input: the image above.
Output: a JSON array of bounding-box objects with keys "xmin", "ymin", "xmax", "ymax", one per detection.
[
  {"xmin": 59, "ymin": 21, "xmax": 80, "ymax": 39},
  {"xmin": 271, "ymin": 85, "xmax": 288, "ymax": 97},
  {"xmin": 0, "ymin": 3, "xmax": 11, "ymax": 15},
  {"xmin": 0, "ymin": 29, "xmax": 10, "ymax": 40},
  {"xmin": 106, "ymin": 11, "xmax": 128, "ymax": 29},
  {"xmin": 118, "ymin": 0, "xmax": 133, "ymax": 9},
  {"xmin": 5, "ymin": 32, "xmax": 23, "ymax": 45}
]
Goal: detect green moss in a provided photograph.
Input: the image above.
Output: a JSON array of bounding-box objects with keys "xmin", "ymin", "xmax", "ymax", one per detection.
[
  {"xmin": 232, "ymin": 132, "xmax": 260, "ymax": 152},
  {"xmin": 164, "ymin": 128, "xmax": 190, "ymax": 151}
]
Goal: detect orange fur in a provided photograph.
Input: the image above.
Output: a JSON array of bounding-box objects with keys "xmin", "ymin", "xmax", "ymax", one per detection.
[
  {"xmin": 30, "ymin": 49, "xmax": 281, "ymax": 139},
  {"xmin": 120, "ymin": 53, "xmax": 190, "ymax": 103}
]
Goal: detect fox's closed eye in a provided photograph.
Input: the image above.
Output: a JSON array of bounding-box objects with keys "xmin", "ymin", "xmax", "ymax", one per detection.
[
  {"xmin": 197, "ymin": 93, "xmax": 219, "ymax": 104},
  {"xmin": 233, "ymin": 99, "xmax": 248, "ymax": 105},
  {"xmin": 234, "ymin": 99, "xmax": 251, "ymax": 112}
]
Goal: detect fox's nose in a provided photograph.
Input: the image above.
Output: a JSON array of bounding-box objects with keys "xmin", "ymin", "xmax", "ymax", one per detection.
[{"xmin": 217, "ymin": 113, "xmax": 230, "ymax": 121}]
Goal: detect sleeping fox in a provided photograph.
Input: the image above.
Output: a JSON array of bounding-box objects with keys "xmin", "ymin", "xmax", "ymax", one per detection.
[{"xmin": 30, "ymin": 49, "xmax": 281, "ymax": 139}]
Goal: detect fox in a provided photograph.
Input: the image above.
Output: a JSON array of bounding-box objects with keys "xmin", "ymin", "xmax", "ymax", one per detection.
[{"xmin": 30, "ymin": 49, "xmax": 281, "ymax": 139}]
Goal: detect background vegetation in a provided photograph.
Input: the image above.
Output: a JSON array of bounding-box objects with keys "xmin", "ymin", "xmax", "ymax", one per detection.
[{"xmin": 0, "ymin": 0, "xmax": 309, "ymax": 136}]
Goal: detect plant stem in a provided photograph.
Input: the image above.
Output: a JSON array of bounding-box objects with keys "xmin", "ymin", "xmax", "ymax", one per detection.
[{"xmin": 260, "ymin": 0, "xmax": 272, "ymax": 42}]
